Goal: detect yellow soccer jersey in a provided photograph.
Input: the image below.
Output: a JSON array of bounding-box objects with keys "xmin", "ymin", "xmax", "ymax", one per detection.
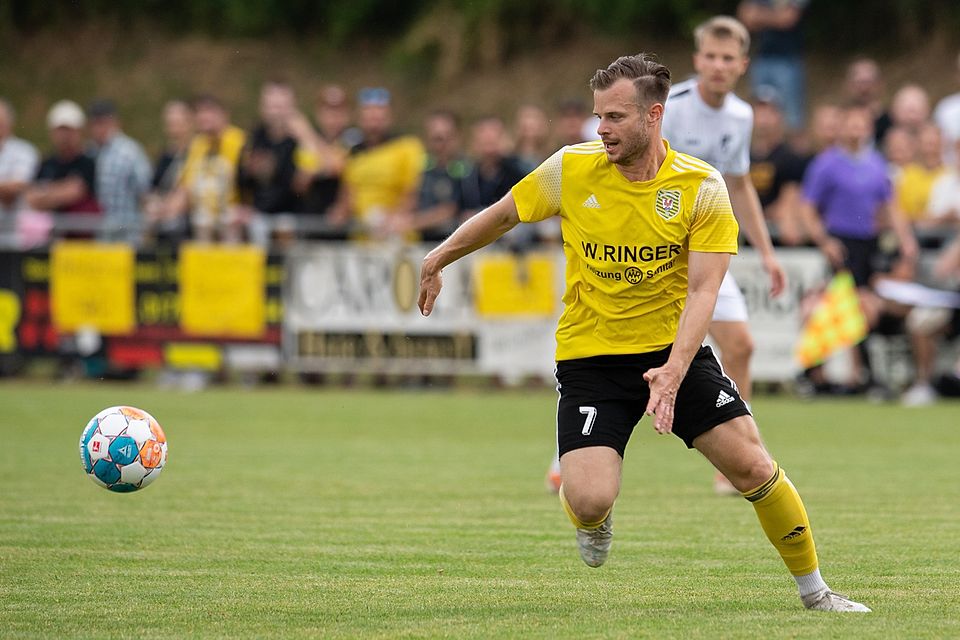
[
  {"xmin": 511, "ymin": 139, "xmax": 739, "ymax": 360},
  {"xmin": 343, "ymin": 135, "xmax": 426, "ymax": 221}
]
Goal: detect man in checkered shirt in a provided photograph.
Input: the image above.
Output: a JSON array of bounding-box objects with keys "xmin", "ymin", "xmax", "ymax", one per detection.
[{"xmin": 88, "ymin": 99, "xmax": 152, "ymax": 244}]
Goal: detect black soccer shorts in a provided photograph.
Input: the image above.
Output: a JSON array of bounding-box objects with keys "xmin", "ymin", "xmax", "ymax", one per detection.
[{"xmin": 555, "ymin": 345, "xmax": 751, "ymax": 457}]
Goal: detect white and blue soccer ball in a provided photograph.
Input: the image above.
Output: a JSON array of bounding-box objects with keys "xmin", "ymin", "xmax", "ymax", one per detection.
[{"xmin": 79, "ymin": 406, "xmax": 168, "ymax": 493}]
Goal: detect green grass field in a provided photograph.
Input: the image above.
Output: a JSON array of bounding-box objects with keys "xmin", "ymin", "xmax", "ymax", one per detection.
[{"xmin": 1, "ymin": 382, "xmax": 958, "ymax": 639}]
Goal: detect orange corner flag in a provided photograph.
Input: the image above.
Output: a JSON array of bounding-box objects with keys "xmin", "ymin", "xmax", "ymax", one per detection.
[{"xmin": 795, "ymin": 271, "xmax": 868, "ymax": 369}]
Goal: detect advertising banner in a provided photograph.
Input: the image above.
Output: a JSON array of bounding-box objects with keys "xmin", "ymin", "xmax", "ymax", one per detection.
[
  {"xmin": 179, "ymin": 243, "xmax": 266, "ymax": 338},
  {"xmin": 285, "ymin": 243, "xmax": 560, "ymax": 378},
  {"xmin": 50, "ymin": 242, "xmax": 135, "ymax": 334}
]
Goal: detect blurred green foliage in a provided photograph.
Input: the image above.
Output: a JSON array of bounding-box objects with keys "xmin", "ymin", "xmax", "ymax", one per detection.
[{"xmin": 1, "ymin": 0, "xmax": 957, "ymax": 51}]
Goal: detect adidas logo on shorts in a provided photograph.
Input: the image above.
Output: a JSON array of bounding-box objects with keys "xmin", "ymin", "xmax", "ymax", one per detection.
[{"xmin": 716, "ymin": 390, "xmax": 735, "ymax": 408}]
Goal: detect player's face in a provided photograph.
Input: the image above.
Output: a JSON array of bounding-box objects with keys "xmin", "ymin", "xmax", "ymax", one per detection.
[
  {"xmin": 693, "ymin": 34, "xmax": 748, "ymax": 97},
  {"xmin": 594, "ymin": 78, "xmax": 650, "ymax": 166}
]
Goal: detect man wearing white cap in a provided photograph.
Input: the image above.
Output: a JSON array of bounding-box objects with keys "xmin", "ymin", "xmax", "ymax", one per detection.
[
  {"xmin": 88, "ymin": 99, "xmax": 152, "ymax": 243},
  {"xmin": 25, "ymin": 100, "xmax": 100, "ymax": 220}
]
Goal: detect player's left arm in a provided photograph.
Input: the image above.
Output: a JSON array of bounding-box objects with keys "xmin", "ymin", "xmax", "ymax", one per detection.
[
  {"xmin": 724, "ymin": 173, "xmax": 787, "ymax": 297},
  {"xmin": 644, "ymin": 250, "xmax": 730, "ymax": 434}
]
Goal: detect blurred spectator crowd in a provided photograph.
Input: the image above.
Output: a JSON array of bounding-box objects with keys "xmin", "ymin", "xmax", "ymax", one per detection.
[
  {"xmin": 2, "ymin": 55, "xmax": 960, "ymax": 251},
  {"xmin": 1, "ymin": 49, "xmax": 960, "ymax": 403},
  {"xmin": 0, "ymin": 82, "xmax": 599, "ymax": 251}
]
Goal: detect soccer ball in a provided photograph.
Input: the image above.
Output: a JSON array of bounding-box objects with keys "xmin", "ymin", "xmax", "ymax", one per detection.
[{"xmin": 79, "ymin": 406, "xmax": 168, "ymax": 493}]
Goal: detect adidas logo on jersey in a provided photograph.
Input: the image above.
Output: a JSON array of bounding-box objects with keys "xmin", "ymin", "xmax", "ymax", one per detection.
[
  {"xmin": 716, "ymin": 390, "xmax": 735, "ymax": 408},
  {"xmin": 582, "ymin": 194, "xmax": 600, "ymax": 209}
]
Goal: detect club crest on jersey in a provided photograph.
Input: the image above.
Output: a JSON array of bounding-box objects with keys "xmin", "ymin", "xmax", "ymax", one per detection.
[{"xmin": 655, "ymin": 189, "xmax": 681, "ymax": 220}]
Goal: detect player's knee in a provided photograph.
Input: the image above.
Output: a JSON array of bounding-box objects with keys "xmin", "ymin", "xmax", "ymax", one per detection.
[
  {"xmin": 564, "ymin": 486, "xmax": 616, "ymax": 524},
  {"xmin": 727, "ymin": 331, "xmax": 754, "ymax": 363},
  {"xmin": 735, "ymin": 455, "xmax": 776, "ymax": 491}
]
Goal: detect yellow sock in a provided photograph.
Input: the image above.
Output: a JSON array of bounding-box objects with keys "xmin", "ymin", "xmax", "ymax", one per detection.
[
  {"xmin": 558, "ymin": 485, "xmax": 609, "ymax": 530},
  {"xmin": 743, "ymin": 463, "xmax": 819, "ymax": 576}
]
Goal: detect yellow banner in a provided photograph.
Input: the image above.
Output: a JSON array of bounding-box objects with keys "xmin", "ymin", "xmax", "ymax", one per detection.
[
  {"xmin": 474, "ymin": 253, "xmax": 556, "ymax": 317},
  {"xmin": 164, "ymin": 342, "xmax": 222, "ymax": 370},
  {"xmin": 179, "ymin": 243, "xmax": 266, "ymax": 337},
  {"xmin": 50, "ymin": 242, "xmax": 135, "ymax": 334},
  {"xmin": 0, "ymin": 290, "xmax": 21, "ymax": 352}
]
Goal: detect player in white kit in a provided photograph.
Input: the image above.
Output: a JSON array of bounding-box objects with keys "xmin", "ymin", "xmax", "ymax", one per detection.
[
  {"xmin": 544, "ymin": 15, "xmax": 786, "ymax": 495},
  {"xmin": 663, "ymin": 15, "xmax": 786, "ymax": 493}
]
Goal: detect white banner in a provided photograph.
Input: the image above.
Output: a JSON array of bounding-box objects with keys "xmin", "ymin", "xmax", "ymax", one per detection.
[
  {"xmin": 284, "ymin": 243, "xmax": 833, "ymax": 382},
  {"xmin": 285, "ymin": 243, "xmax": 559, "ymax": 378}
]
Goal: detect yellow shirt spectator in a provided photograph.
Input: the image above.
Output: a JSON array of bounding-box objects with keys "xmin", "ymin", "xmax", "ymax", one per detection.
[
  {"xmin": 897, "ymin": 163, "xmax": 947, "ymax": 222},
  {"xmin": 342, "ymin": 135, "xmax": 426, "ymax": 223},
  {"xmin": 178, "ymin": 125, "xmax": 246, "ymax": 227}
]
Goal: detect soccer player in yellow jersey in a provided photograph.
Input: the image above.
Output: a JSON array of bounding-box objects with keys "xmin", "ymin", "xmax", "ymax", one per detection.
[{"xmin": 418, "ymin": 53, "xmax": 870, "ymax": 613}]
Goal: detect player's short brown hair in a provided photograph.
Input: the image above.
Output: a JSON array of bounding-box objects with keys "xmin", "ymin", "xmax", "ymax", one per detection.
[
  {"xmin": 694, "ymin": 15, "xmax": 751, "ymax": 56},
  {"xmin": 589, "ymin": 53, "xmax": 671, "ymax": 108}
]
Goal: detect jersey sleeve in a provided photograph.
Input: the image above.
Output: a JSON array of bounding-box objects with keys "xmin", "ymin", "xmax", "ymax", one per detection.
[
  {"xmin": 511, "ymin": 148, "xmax": 563, "ymax": 222},
  {"xmin": 688, "ymin": 171, "xmax": 739, "ymax": 254}
]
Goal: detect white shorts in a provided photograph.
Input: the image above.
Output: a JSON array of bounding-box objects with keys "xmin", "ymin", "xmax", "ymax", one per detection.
[{"xmin": 712, "ymin": 270, "xmax": 749, "ymax": 322}]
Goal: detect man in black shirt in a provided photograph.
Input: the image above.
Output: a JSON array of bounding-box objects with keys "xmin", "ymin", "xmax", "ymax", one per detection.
[
  {"xmin": 407, "ymin": 109, "xmax": 470, "ymax": 242},
  {"xmin": 458, "ymin": 116, "xmax": 530, "ymax": 251},
  {"xmin": 458, "ymin": 117, "xmax": 525, "ymax": 218},
  {"xmin": 25, "ymin": 100, "xmax": 99, "ymax": 231},
  {"xmin": 237, "ymin": 81, "xmax": 301, "ymax": 245},
  {"xmin": 748, "ymin": 88, "xmax": 809, "ymax": 245}
]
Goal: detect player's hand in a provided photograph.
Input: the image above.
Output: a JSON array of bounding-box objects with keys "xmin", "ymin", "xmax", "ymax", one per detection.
[
  {"xmin": 762, "ymin": 254, "xmax": 787, "ymax": 298},
  {"xmin": 418, "ymin": 257, "xmax": 443, "ymax": 317},
  {"xmin": 643, "ymin": 364, "xmax": 682, "ymax": 435}
]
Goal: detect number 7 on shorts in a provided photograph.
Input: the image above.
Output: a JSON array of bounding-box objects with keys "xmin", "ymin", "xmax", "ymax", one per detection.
[{"xmin": 579, "ymin": 406, "xmax": 597, "ymax": 435}]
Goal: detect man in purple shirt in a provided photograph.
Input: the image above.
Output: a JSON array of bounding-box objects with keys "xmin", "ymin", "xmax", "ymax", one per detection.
[
  {"xmin": 801, "ymin": 103, "xmax": 916, "ymax": 284},
  {"xmin": 799, "ymin": 103, "xmax": 917, "ymax": 393}
]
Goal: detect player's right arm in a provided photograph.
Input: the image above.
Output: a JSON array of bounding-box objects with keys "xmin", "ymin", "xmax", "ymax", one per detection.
[{"xmin": 418, "ymin": 193, "xmax": 520, "ymax": 316}]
